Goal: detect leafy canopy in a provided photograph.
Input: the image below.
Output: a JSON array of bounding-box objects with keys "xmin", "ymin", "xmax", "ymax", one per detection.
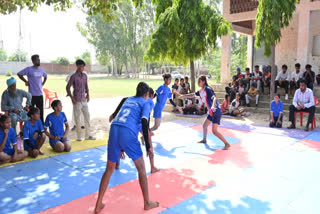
[
  {"xmin": 255, "ymin": 0, "xmax": 298, "ymax": 56},
  {"xmin": 145, "ymin": 0, "xmax": 232, "ymax": 65}
]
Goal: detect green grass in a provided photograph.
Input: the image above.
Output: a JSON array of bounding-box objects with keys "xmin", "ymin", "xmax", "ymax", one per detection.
[{"xmin": 0, "ymin": 75, "xmax": 164, "ymax": 98}]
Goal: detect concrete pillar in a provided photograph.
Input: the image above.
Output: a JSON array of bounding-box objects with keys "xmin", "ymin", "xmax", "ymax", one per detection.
[
  {"xmin": 247, "ymin": 35, "xmax": 253, "ymax": 70},
  {"xmin": 296, "ymin": 9, "xmax": 311, "ymax": 67},
  {"xmin": 220, "ymin": 34, "xmax": 232, "ymax": 84}
]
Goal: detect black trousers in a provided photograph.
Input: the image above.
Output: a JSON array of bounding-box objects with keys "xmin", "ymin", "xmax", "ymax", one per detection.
[
  {"xmin": 32, "ymin": 96, "xmax": 44, "ymax": 123},
  {"xmin": 275, "ymin": 80, "xmax": 289, "ymax": 94},
  {"xmin": 289, "ymin": 104, "xmax": 315, "ymax": 125}
]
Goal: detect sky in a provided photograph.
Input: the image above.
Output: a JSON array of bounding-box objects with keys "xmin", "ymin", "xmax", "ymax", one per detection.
[{"xmin": 0, "ymin": 5, "xmax": 96, "ymax": 63}]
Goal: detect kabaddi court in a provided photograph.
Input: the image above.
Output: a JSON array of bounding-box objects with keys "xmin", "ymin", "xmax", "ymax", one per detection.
[{"xmin": 1, "ymin": 119, "xmax": 320, "ymax": 214}]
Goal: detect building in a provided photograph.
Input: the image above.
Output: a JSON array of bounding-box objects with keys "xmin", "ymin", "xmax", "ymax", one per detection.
[{"xmin": 220, "ymin": 0, "xmax": 320, "ymax": 83}]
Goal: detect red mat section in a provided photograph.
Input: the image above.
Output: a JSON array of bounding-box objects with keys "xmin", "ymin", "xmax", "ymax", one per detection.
[
  {"xmin": 300, "ymin": 139, "xmax": 320, "ymax": 152},
  {"xmin": 39, "ymin": 141, "xmax": 251, "ymax": 214}
]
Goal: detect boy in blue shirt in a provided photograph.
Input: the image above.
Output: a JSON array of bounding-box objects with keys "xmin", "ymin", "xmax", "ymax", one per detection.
[
  {"xmin": 23, "ymin": 107, "xmax": 46, "ymax": 158},
  {"xmin": 95, "ymin": 82, "xmax": 159, "ymax": 213},
  {"xmin": 151, "ymin": 73, "xmax": 182, "ymax": 131},
  {"xmin": 44, "ymin": 100, "xmax": 71, "ymax": 153},
  {"xmin": 270, "ymin": 94, "xmax": 283, "ymax": 128},
  {"xmin": 0, "ymin": 115, "xmax": 28, "ymax": 165}
]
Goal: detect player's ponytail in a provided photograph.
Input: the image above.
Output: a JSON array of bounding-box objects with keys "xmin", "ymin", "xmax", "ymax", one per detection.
[{"xmin": 136, "ymin": 82, "xmax": 150, "ymax": 97}]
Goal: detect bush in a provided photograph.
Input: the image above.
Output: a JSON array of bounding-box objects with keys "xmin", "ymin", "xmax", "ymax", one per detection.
[{"xmin": 6, "ymin": 70, "xmax": 13, "ymax": 76}]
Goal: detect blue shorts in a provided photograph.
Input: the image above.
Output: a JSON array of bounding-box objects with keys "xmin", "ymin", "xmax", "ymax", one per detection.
[
  {"xmin": 49, "ymin": 138, "xmax": 69, "ymax": 149},
  {"xmin": 207, "ymin": 108, "xmax": 222, "ymax": 125},
  {"xmin": 153, "ymin": 104, "xmax": 164, "ymax": 118},
  {"xmin": 3, "ymin": 148, "xmax": 14, "ymax": 156},
  {"xmin": 108, "ymin": 124, "xmax": 142, "ymax": 163},
  {"xmin": 23, "ymin": 139, "xmax": 37, "ymax": 151}
]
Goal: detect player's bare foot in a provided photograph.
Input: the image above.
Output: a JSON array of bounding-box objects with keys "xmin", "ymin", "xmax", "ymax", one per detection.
[
  {"xmin": 223, "ymin": 144, "xmax": 231, "ymax": 150},
  {"xmin": 151, "ymin": 167, "xmax": 160, "ymax": 173},
  {"xmin": 39, "ymin": 151, "xmax": 44, "ymax": 155},
  {"xmin": 144, "ymin": 200, "xmax": 159, "ymax": 210},
  {"xmin": 198, "ymin": 139, "xmax": 207, "ymax": 144},
  {"xmin": 94, "ymin": 202, "xmax": 105, "ymax": 213}
]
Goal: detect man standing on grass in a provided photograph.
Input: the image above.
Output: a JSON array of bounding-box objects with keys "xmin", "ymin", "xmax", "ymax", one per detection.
[
  {"xmin": 66, "ymin": 59, "xmax": 96, "ymax": 141},
  {"xmin": 17, "ymin": 54, "xmax": 47, "ymax": 123}
]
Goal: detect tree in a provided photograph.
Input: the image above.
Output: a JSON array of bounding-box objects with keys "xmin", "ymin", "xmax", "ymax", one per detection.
[
  {"xmin": 145, "ymin": 0, "xmax": 232, "ymax": 92},
  {"xmin": 255, "ymin": 0, "xmax": 298, "ymax": 99},
  {"xmin": 75, "ymin": 50, "xmax": 92, "ymax": 65},
  {"xmin": 231, "ymin": 33, "xmax": 247, "ymax": 77},
  {"xmin": 8, "ymin": 49, "xmax": 27, "ymax": 62},
  {"xmin": 0, "ymin": 48, "xmax": 8, "ymax": 61},
  {"xmin": 52, "ymin": 57, "xmax": 70, "ymax": 66}
]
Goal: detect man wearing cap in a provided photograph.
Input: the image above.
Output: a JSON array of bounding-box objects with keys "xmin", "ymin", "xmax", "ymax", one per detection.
[
  {"xmin": 1, "ymin": 77, "xmax": 32, "ymax": 133},
  {"xmin": 17, "ymin": 54, "xmax": 47, "ymax": 123}
]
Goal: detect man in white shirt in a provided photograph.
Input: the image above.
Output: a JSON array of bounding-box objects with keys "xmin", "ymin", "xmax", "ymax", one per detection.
[
  {"xmin": 287, "ymin": 79, "xmax": 315, "ymax": 131},
  {"xmin": 250, "ymin": 65, "xmax": 262, "ymax": 91},
  {"xmin": 275, "ymin": 64, "xmax": 290, "ymax": 100},
  {"xmin": 290, "ymin": 63, "xmax": 303, "ymax": 91}
]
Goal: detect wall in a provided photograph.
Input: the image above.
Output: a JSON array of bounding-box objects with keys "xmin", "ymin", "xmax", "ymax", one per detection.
[{"xmin": 309, "ymin": 10, "xmax": 320, "ymax": 74}]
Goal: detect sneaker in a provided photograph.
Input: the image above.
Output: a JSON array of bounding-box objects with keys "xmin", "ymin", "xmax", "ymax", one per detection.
[
  {"xmin": 287, "ymin": 124, "xmax": 296, "ymax": 129},
  {"xmin": 85, "ymin": 136, "xmax": 96, "ymax": 140},
  {"xmin": 285, "ymin": 94, "xmax": 288, "ymax": 100}
]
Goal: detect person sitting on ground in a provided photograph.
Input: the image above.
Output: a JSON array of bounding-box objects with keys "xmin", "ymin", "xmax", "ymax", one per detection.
[
  {"xmin": 23, "ymin": 107, "xmax": 46, "ymax": 158},
  {"xmin": 287, "ymin": 79, "xmax": 315, "ymax": 131},
  {"xmin": 178, "ymin": 78, "xmax": 187, "ymax": 94},
  {"xmin": 251, "ymin": 65, "xmax": 263, "ymax": 91},
  {"xmin": 0, "ymin": 115, "xmax": 28, "ymax": 165},
  {"xmin": 303, "ymin": 64, "xmax": 315, "ymax": 90},
  {"xmin": 244, "ymin": 67, "xmax": 252, "ymax": 89},
  {"xmin": 270, "ymin": 94, "xmax": 283, "ymax": 128},
  {"xmin": 44, "ymin": 100, "xmax": 71, "ymax": 152},
  {"xmin": 230, "ymin": 93, "xmax": 246, "ymax": 117},
  {"xmin": 275, "ymin": 64, "xmax": 290, "ymax": 100},
  {"xmin": 172, "ymin": 78, "xmax": 180, "ymax": 102},
  {"xmin": 290, "ymin": 63, "xmax": 303, "ymax": 94},
  {"xmin": 235, "ymin": 67, "xmax": 244, "ymax": 83},
  {"xmin": 245, "ymin": 83, "xmax": 259, "ymax": 107},
  {"xmin": 184, "ymin": 76, "xmax": 191, "ymax": 93},
  {"xmin": 238, "ymin": 81, "xmax": 247, "ymax": 105},
  {"xmin": 262, "ymin": 66, "xmax": 271, "ymax": 89},
  {"xmin": 1, "ymin": 77, "xmax": 32, "ymax": 134},
  {"xmin": 221, "ymin": 94, "xmax": 230, "ymax": 115},
  {"xmin": 225, "ymin": 75, "xmax": 238, "ymax": 103}
]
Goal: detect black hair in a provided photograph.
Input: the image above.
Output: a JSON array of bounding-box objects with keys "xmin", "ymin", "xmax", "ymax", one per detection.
[
  {"xmin": 245, "ymin": 67, "xmax": 250, "ymax": 71},
  {"xmin": 136, "ymin": 82, "xmax": 149, "ymax": 97},
  {"xmin": 282, "ymin": 64, "xmax": 288, "ymax": 69},
  {"xmin": 31, "ymin": 54, "xmax": 39, "ymax": 61},
  {"xmin": 275, "ymin": 94, "xmax": 281, "ymax": 99},
  {"xmin": 255, "ymin": 65, "xmax": 259, "ymax": 68},
  {"xmin": 185, "ymin": 76, "xmax": 189, "ymax": 80},
  {"xmin": 251, "ymin": 82, "xmax": 257, "ymax": 88},
  {"xmin": 300, "ymin": 78, "xmax": 307, "ymax": 85},
  {"xmin": 149, "ymin": 87, "xmax": 154, "ymax": 96},
  {"xmin": 175, "ymin": 78, "xmax": 179, "ymax": 82},
  {"xmin": 295, "ymin": 63, "xmax": 301, "ymax": 68},
  {"xmin": 76, "ymin": 59, "xmax": 86, "ymax": 66},
  {"xmin": 0, "ymin": 114, "xmax": 10, "ymax": 123},
  {"xmin": 225, "ymin": 94, "xmax": 230, "ymax": 100},
  {"xmin": 27, "ymin": 106, "xmax": 40, "ymax": 117},
  {"xmin": 51, "ymin": 99, "xmax": 61, "ymax": 110},
  {"xmin": 305, "ymin": 64, "xmax": 312, "ymax": 69},
  {"xmin": 180, "ymin": 78, "xmax": 184, "ymax": 81},
  {"xmin": 236, "ymin": 93, "xmax": 240, "ymax": 97},
  {"xmin": 163, "ymin": 73, "xmax": 172, "ymax": 80}
]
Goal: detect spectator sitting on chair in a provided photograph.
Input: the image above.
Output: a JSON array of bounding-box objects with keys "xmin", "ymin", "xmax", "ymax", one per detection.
[
  {"xmin": 303, "ymin": 64, "xmax": 315, "ymax": 90},
  {"xmin": 244, "ymin": 67, "xmax": 252, "ymax": 89},
  {"xmin": 287, "ymin": 79, "xmax": 315, "ymax": 131},
  {"xmin": 290, "ymin": 63, "xmax": 303, "ymax": 93},
  {"xmin": 270, "ymin": 94, "xmax": 283, "ymax": 128},
  {"xmin": 1, "ymin": 77, "xmax": 32, "ymax": 134},
  {"xmin": 250, "ymin": 65, "xmax": 263, "ymax": 91},
  {"xmin": 245, "ymin": 83, "xmax": 259, "ymax": 107},
  {"xmin": 230, "ymin": 93, "xmax": 246, "ymax": 117},
  {"xmin": 275, "ymin": 64, "xmax": 290, "ymax": 100}
]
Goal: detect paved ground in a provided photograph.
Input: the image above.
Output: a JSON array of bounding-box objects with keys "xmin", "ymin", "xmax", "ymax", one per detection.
[{"xmin": 1, "ymin": 117, "xmax": 320, "ymax": 214}]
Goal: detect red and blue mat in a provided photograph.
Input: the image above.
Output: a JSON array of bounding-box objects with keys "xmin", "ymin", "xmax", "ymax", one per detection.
[{"xmin": 1, "ymin": 120, "xmax": 320, "ymax": 214}]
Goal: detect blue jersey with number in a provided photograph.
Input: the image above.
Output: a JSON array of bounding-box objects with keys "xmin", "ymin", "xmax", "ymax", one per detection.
[
  {"xmin": 195, "ymin": 86, "xmax": 219, "ymax": 110},
  {"xmin": 154, "ymin": 84, "xmax": 172, "ymax": 112},
  {"xmin": 112, "ymin": 96, "xmax": 150, "ymax": 135}
]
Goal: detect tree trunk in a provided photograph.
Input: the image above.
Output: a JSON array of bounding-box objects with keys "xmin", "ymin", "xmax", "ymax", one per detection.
[
  {"xmin": 125, "ymin": 63, "xmax": 129, "ymax": 78},
  {"xmin": 190, "ymin": 60, "xmax": 195, "ymax": 93},
  {"xmin": 270, "ymin": 45, "xmax": 276, "ymax": 101}
]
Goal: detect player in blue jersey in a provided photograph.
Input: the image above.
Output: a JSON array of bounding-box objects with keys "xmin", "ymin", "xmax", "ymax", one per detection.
[
  {"xmin": 44, "ymin": 100, "xmax": 71, "ymax": 153},
  {"xmin": 0, "ymin": 115, "xmax": 28, "ymax": 165},
  {"xmin": 151, "ymin": 73, "xmax": 183, "ymax": 131},
  {"xmin": 183, "ymin": 76, "xmax": 230, "ymax": 150},
  {"xmin": 109, "ymin": 88, "xmax": 159, "ymax": 173},
  {"xmin": 95, "ymin": 82, "xmax": 159, "ymax": 213},
  {"xmin": 23, "ymin": 107, "xmax": 46, "ymax": 158}
]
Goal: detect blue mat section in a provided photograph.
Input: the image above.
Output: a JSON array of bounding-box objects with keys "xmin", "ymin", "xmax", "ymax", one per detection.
[{"xmin": 304, "ymin": 131, "xmax": 320, "ymax": 141}]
